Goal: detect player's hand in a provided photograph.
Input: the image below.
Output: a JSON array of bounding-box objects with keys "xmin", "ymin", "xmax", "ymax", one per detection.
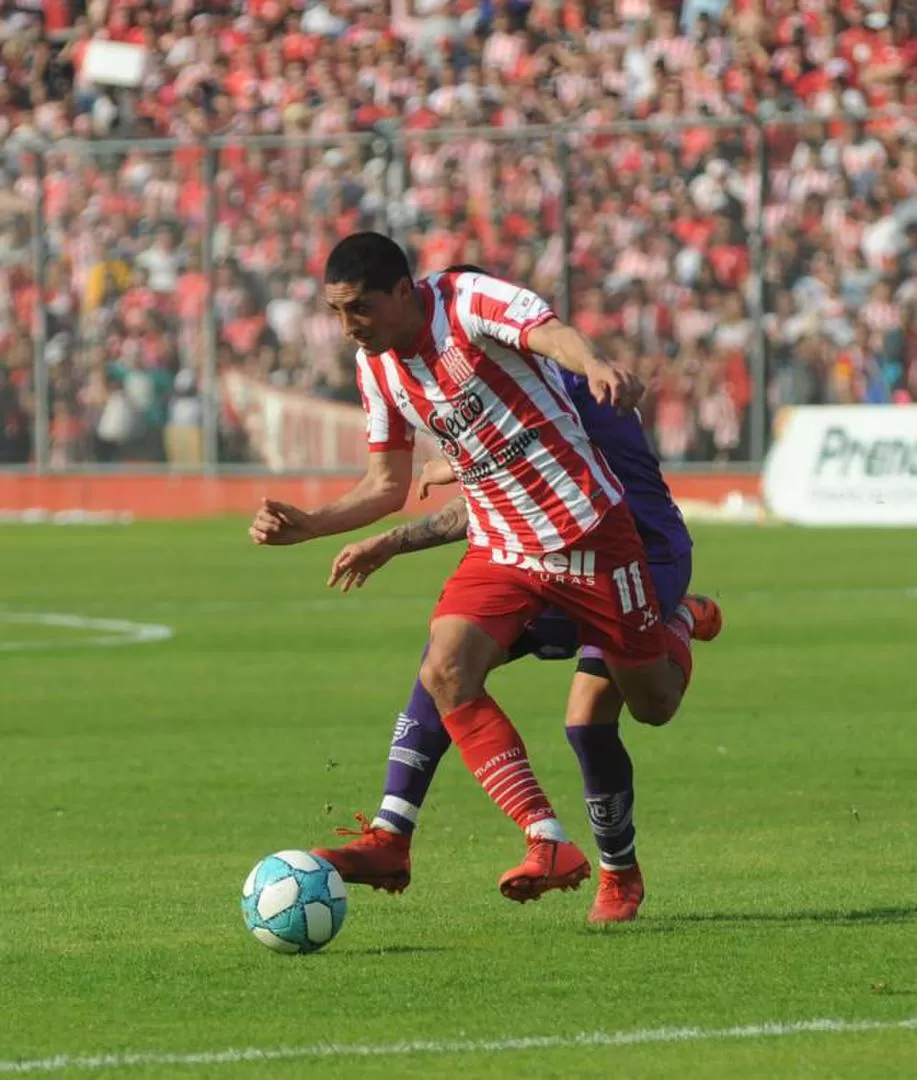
[
  {"xmin": 249, "ymin": 497, "xmax": 316, "ymax": 545},
  {"xmin": 585, "ymin": 359, "xmax": 644, "ymax": 412},
  {"xmin": 327, "ymin": 534, "xmax": 399, "ymax": 592},
  {"xmin": 418, "ymin": 459, "xmax": 457, "ymax": 500}
]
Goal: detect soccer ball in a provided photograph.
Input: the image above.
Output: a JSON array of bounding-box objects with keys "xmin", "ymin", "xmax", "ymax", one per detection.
[{"xmin": 241, "ymin": 850, "xmax": 347, "ymax": 954}]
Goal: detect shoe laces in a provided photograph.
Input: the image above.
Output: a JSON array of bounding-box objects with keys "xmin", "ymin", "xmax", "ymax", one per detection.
[{"xmin": 333, "ymin": 812, "xmax": 382, "ymax": 841}]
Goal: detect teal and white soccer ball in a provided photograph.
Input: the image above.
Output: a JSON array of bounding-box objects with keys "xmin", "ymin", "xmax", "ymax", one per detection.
[{"xmin": 241, "ymin": 850, "xmax": 347, "ymax": 954}]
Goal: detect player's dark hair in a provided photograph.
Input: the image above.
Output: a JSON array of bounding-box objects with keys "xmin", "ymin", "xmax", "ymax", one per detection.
[
  {"xmin": 444, "ymin": 264, "xmax": 491, "ymax": 275},
  {"xmin": 324, "ymin": 232, "xmax": 412, "ymax": 293}
]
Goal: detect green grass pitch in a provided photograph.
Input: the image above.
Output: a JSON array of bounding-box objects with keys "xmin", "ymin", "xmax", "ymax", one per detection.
[{"xmin": 1, "ymin": 520, "xmax": 916, "ymax": 1079}]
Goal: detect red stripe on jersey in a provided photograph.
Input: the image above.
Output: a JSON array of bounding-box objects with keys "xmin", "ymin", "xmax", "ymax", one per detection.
[
  {"xmin": 355, "ymin": 355, "xmax": 414, "ymax": 452},
  {"xmin": 430, "ymin": 276, "xmax": 547, "ymax": 551},
  {"xmin": 474, "ymin": 347, "xmax": 618, "ymax": 534},
  {"xmin": 511, "ymin": 348, "xmax": 625, "ymax": 499},
  {"xmin": 441, "ymin": 276, "xmax": 605, "ymax": 542}
]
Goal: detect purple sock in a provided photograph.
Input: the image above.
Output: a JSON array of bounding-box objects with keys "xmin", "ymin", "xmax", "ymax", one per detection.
[
  {"xmin": 565, "ymin": 724, "xmax": 637, "ymax": 870},
  {"xmin": 374, "ymin": 667, "xmax": 452, "ymax": 835}
]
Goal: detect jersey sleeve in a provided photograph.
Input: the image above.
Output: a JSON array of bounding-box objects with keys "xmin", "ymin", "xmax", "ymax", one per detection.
[
  {"xmin": 454, "ymin": 273, "xmax": 557, "ymax": 353},
  {"xmin": 355, "ymin": 354, "xmax": 415, "ymax": 453}
]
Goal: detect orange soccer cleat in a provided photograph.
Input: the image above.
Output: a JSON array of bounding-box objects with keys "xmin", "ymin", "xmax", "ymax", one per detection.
[
  {"xmin": 683, "ymin": 594, "xmax": 723, "ymax": 642},
  {"xmin": 312, "ymin": 813, "xmax": 412, "ymax": 894},
  {"xmin": 587, "ymin": 864, "xmax": 645, "ymax": 925},
  {"xmin": 499, "ymin": 839, "xmax": 591, "ymax": 903}
]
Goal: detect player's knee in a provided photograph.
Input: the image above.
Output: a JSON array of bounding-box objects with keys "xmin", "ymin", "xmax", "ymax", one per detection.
[{"xmin": 419, "ymin": 650, "xmax": 478, "ymax": 713}]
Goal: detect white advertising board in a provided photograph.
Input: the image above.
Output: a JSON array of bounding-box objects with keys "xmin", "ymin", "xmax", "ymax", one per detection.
[{"xmin": 763, "ymin": 406, "xmax": 917, "ymax": 526}]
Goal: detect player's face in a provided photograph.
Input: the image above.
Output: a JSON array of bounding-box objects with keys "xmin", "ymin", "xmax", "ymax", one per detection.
[{"xmin": 325, "ymin": 280, "xmax": 411, "ymax": 354}]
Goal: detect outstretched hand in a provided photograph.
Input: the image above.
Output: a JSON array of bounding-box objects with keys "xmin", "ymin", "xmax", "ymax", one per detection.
[
  {"xmin": 327, "ymin": 534, "xmax": 399, "ymax": 592},
  {"xmin": 249, "ymin": 497, "xmax": 316, "ymax": 545}
]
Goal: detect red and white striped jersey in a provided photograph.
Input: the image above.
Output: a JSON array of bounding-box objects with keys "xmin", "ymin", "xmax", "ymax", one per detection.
[{"xmin": 355, "ymin": 272, "xmax": 624, "ymax": 554}]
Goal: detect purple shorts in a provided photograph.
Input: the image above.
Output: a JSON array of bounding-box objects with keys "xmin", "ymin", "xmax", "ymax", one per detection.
[{"xmin": 508, "ymin": 550, "xmax": 693, "ymax": 666}]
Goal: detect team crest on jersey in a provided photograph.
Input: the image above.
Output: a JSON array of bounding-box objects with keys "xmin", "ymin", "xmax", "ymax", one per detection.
[{"xmin": 439, "ymin": 345, "xmax": 475, "ymax": 387}]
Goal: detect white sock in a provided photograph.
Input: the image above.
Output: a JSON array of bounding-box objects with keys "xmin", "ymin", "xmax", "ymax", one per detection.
[
  {"xmin": 600, "ymin": 841, "xmax": 636, "ymax": 872},
  {"xmin": 372, "ymin": 795, "xmax": 420, "ymax": 835},
  {"xmin": 673, "ymin": 602, "xmax": 695, "ymax": 633},
  {"xmin": 371, "ymin": 816, "xmax": 402, "ymax": 835},
  {"xmin": 526, "ymin": 817, "xmax": 569, "ymax": 842}
]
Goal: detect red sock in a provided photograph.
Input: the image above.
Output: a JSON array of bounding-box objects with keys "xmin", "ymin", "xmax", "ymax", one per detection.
[
  {"xmin": 665, "ymin": 608, "xmax": 694, "ymax": 685},
  {"xmin": 440, "ymin": 696, "xmax": 556, "ymax": 832}
]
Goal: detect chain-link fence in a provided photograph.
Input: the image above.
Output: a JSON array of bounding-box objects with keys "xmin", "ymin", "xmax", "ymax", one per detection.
[{"xmin": 2, "ymin": 110, "xmax": 914, "ymax": 472}]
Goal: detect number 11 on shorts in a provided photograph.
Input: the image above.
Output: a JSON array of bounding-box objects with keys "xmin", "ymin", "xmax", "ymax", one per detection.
[{"xmin": 612, "ymin": 561, "xmax": 647, "ymax": 614}]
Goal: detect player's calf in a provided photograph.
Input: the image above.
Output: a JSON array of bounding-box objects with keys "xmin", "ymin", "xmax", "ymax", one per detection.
[{"xmin": 426, "ymin": 617, "xmax": 580, "ymax": 872}]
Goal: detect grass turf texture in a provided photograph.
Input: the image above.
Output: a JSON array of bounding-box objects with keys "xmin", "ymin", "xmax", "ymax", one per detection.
[{"xmin": 1, "ymin": 520, "xmax": 915, "ymax": 1079}]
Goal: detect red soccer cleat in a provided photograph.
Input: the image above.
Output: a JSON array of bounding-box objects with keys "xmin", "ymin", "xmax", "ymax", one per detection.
[
  {"xmin": 499, "ymin": 839, "xmax": 591, "ymax": 903},
  {"xmin": 312, "ymin": 813, "xmax": 411, "ymax": 894},
  {"xmin": 683, "ymin": 594, "xmax": 723, "ymax": 642},
  {"xmin": 587, "ymin": 864, "xmax": 645, "ymax": 925}
]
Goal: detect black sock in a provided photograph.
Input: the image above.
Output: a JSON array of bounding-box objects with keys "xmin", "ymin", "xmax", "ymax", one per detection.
[{"xmin": 565, "ymin": 723, "xmax": 637, "ymax": 870}]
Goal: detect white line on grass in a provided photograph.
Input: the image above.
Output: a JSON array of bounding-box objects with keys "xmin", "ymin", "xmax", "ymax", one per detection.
[
  {"xmin": 1, "ymin": 1017, "xmax": 915, "ymax": 1074},
  {"xmin": 0, "ymin": 612, "xmax": 173, "ymax": 652}
]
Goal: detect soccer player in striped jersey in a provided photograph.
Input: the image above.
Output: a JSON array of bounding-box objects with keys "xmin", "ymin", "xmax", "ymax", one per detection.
[
  {"xmin": 251, "ymin": 233, "xmax": 707, "ymax": 904},
  {"xmin": 316, "ymin": 393, "xmax": 721, "ymax": 926}
]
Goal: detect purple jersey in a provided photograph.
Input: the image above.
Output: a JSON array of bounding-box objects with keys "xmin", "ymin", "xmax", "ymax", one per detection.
[{"xmin": 561, "ymin": 372, "xmax": 692, "ymax": 563}]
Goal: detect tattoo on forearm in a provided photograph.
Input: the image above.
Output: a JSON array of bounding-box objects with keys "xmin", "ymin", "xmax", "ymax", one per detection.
[{"xmin": 388, "ymin": 497, "xmax": 468, "ymax": 555}]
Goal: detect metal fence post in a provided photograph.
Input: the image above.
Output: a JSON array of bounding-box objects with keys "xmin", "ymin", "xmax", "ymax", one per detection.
[
  {"xmin": 201, "ymin": 142, "xmax": 219, "ymax": 473},
  {"xmin": 748, "ymin": 117, "xmax": 769, "ymax": 465},
  {"xmin": 557, "ymin": 129, "xmax": 573, "ymax": 324},
  {"xmin": 386, "ymin": 123, "xmax": 409, "ymax": 252},
  {"xmin": 31, "ymin": 143, "xmax": 50, "ymax": 472}
]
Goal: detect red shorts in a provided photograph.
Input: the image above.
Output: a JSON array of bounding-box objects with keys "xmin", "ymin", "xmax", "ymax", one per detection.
[{"xmin": 431, "ymin": 503, "xmax": 667, "ymax": 669}]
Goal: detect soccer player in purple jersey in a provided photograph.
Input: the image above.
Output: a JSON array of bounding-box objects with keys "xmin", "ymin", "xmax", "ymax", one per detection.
[{"xmin": 316, "ymin": 366, "xmax": 722, "ymax": 925}]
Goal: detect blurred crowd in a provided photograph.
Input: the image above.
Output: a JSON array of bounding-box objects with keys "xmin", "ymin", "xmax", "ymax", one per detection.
[{"xmin": 0, "ymin": 0, "xmax": 915, "ymax": 467}]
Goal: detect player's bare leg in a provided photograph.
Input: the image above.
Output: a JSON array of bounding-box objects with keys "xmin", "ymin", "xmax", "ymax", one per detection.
[
  {"xmin": 610, "ymin": 593, "xmax": 723, "ymax": 728},
  {"xmin": 566, "ymin": 670, "xmax": 645, "ymax": 924},
  {"xmin": 421, "ymin": 616, "xmax": 590, "ymax": 903},
  {"xmin": 605, "ymin": 599, "xmax": 694, "ymax": 727}
]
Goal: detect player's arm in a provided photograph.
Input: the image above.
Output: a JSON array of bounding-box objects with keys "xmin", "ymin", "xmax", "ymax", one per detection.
[
  {"xmin": 461, "ymin": 275, "xmax": 642, "ymax": 409},
  {"xmin": 250, "ymin": 352, "xmax": 419, "ymax": 547},
  {"xmin": 387, "ymin": 495, "xmax": 469, "ymax": 552},
  {"xmin": 523, "ymin": 318, "xmax": 643, "ymax": 410},
  {"xmin": 327, "ymin": 496, "xmax": 469, "ymax": 591},
  {"xmin": 250, "ymin": 449, "xmax": 413, "ymax": 546}
]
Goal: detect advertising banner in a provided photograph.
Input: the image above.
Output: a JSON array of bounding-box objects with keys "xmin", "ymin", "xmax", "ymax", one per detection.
[{"xmin": 764, "ymin": 406, "xmax": 917, "ymax": 526}]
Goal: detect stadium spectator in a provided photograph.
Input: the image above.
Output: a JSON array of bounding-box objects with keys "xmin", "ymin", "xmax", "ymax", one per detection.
[{"xmin": 0, "ymin": 0, "xmax": 914, "ymax": 467}]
